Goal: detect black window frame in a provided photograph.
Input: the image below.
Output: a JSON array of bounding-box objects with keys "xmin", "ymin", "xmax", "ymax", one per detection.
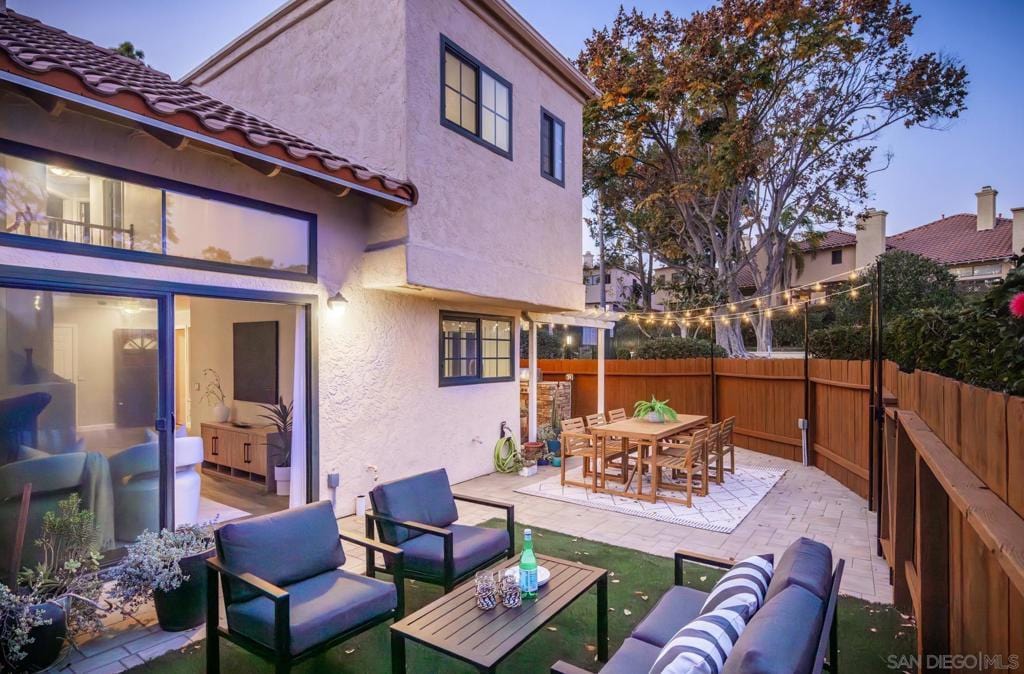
[
  {"xmin": 539, "ymin": 107, "xmax": 565, "ymax": 187},
  {"xmin": 439, "ymin": 35, "xmax": 513, "ymax": 160},
  {"xmin": 439, "ymin": 311, "xmax": 515, "ymax": 386},
  {"xmin": 831, "ymin": 249, "xmax": 843, "ymax": 265},
  {"xmin": 0, "ymin": 138, "xmax": 317, "ymax": 283}
]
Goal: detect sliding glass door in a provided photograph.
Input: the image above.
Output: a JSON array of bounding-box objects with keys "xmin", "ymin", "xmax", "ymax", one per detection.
[{"xmin": 0, "ymin": 285, "xmax": 170, "ymax": 579}]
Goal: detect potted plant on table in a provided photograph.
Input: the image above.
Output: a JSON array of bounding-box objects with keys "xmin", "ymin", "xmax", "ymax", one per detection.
[
  {"xmin": 634, "ymin": 396, "xmax": 679, "ymax": 423},
  {"xmin": 108, "ymin": 523, "xmax": 215, "ymax": 632},
  {"xmin": 258, "ymin": 397, "xmax": 293, "ymax": 496}
]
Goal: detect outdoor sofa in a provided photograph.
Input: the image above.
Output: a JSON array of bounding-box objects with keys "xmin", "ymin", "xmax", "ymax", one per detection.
[{"xmin": 551, "ymin": 537, "xmax": 843, "ymax": 674}]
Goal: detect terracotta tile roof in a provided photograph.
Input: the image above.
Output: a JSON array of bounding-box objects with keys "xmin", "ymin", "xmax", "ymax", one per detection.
[
  {"xmin": 886, "ymin": 213, "xmax": 1013, "ymax": 265},
  {"xmin": 0, "ymin": 9, "xmax": 417, "ymax": 204},
  {"xmin": 797, "ymin": 230, "xmax": 856, "ymax": 252}
]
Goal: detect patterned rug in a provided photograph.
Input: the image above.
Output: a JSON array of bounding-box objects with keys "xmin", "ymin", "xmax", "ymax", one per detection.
[{"xmin": 515, "ymin": 461, "xmax": 786, "ymax": 533}]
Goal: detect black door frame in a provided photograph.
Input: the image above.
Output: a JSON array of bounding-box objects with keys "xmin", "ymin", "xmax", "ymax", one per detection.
[{"xmin": 0, "ymin": 263, "xmax": 320, "ymax": 532}]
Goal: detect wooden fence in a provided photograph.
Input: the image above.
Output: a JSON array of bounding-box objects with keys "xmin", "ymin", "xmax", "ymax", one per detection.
[{"xmin": 526, "ymin": 358, "xmax": 873, "ymax": 498}]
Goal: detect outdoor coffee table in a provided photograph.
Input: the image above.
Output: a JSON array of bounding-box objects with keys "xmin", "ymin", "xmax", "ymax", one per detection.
[{"xmin": 390, "ymin": 553, "xmax": 608, "ymax": 673}]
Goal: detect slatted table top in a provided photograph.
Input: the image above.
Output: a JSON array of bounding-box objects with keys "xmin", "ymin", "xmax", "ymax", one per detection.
[
  {"xmin": 590, "ymin": 414, "xmax": 708, "ymax": 441},
  {"xmin": 391, "ymin": 553, "xmax": 607, "ymax": 669}
]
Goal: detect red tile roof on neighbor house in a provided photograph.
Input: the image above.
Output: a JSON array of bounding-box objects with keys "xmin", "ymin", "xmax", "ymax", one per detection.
[
  {"xmin": 0, "ymin": 9, "xmax": 418, "ymax": 205},
  {"xmin": 886, "ymin": 213, "xmax": 1014, "ymax": 266},
  {"xmin": 796, "ymin": 230, "xmax": 856, "ymax": 252}
]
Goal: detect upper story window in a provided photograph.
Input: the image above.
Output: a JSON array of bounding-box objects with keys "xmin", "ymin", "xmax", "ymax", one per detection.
[
  {"xmin": 0, "ymin": 143, "xmax": 313, "ymax": 280},
  {"xmin": 441, "ymin": 37, "xmax": 512, "ymax": 158},
  {"xmin": 540, "ymin": 108, "xmax": 565, "ymax": 186},
  {"xmin": 439, "ymin": 312, "xmax": 514, "ymax": 386},
  {"xmin": 831, "ymin": 249, "xmax": 843, "ymax": 265}
]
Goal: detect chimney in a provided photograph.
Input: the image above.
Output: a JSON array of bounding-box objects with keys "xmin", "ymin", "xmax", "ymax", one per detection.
[
  {"xmin": 976, "ymin": 185, "xmax": 997, "ymax": 231},
  {"xmin": 855, "ymin": 208, "xmax": 887, "ymax": 267},
  {"xmin": 1012, "ymin": 208, "xmax": 1024, "ymax": 257},
  {"xmin": 583, "ymin": 251, "xmax": 594, "ymax": 269}
]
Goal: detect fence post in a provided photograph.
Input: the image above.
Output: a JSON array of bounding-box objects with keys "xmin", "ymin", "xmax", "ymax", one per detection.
[
  {"xmin": 802, "ymin": 301, "xmax": 811, "ymax": 466},
  {"xmin": 710, "ymin": 320, "xmax": 718, "ymax": 422},
  {"xmin": 916, "ymin": 455, "xmax": 950, "ymax": 662},
  {"xmin": 892, "ymin": 419, "xmax": 916, "ymax": 613}
]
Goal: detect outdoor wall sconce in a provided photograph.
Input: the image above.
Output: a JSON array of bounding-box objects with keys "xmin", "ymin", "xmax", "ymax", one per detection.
[{"xmin": 328, "ymin": 291, "xmax": 348, "ymax": 314}]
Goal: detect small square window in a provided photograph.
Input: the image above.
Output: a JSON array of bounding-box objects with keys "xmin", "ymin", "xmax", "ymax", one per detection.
[
  {"xmin": 440, "ymin": 312, "xmax": 514, "ymax": 385},
  {"xmin": 441, "ymin": 37, "xmax": 512, "ymax": 158},
  {"xmin": 540, "ymin": 108, "xmax": 565, "ymax": 186},
  {"xmin": 831, "ymin": 249, "xmax": 843, "ymax": 265}
]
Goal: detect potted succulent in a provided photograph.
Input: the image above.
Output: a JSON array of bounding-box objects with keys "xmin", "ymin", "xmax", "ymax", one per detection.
[
  {"xmin": 258, "ymin": 397, "xmax": 293, "ymax": 496},
  {"xmin": 108, "ymin": 523, "xmax": 215, "ymax": 632},
  {"xmin": 546, "ymin": 407, "xmax": 562, "ymax": 456},
  {"xmin": 634, "ymin": 396, "xmax": 679, "ymax": 423},
  {"xmin": 537, "ymin": 425, "xmax": 557, "ymax": 464},
  {"xmin": 201, "ymin": 368, "xmax": 230, "ymax": 422}
]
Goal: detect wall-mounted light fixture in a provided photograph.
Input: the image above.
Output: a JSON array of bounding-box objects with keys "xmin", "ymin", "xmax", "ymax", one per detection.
[{"xmin": 328, "ymin": 291, "xmax": 348, "ymax": 315}]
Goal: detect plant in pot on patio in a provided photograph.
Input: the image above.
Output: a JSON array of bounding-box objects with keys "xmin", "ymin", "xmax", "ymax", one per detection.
[
  {"xmin": 108, "ymin": 522, "xmax": 215, "ymax": 632},
  {"xmin": 258, "ymin": 397, "xmax": 293, "ymax": 496},
  {"xmin": 634, "ymin": 396, "xmax": 678, "ymax": 423}
]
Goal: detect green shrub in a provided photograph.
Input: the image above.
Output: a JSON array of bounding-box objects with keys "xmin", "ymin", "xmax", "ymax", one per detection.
[
  {"xmin": 808, "ymin": 325, "xmax": 870, "ymax": 359},
  {"xmin": 615, "ymin": 347, "xmax": 633, "ymax": 360},
  {"xmin": 634, "ymin": 337, "xmax": 726, "ymax": 359}
]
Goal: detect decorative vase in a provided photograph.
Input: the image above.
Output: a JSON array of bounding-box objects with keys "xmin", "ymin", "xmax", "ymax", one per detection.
[
  {"xmin": 647, "ymin": 411, "xmax": 663, "ymax": 423},
  {"xmin": 13, "ymin": 601, "xmax": 67, "ymax": 671},
  {"xmin": 552, "ymin": 457, "xmax": 562, "ymax": 468},
  {"xmin": 153, "ymin": 548, "xmax": 215, "ymax": 632},
  {"xmin": 545, "ymin": 439, "xmax": 561, "ymax": 456},
  {"xmin": 213, "ymin": 402, "xmax": 230, "ymax": 422},
  {"xmin": 274, "ymin": 466, "xmax": 291, "ymax": 496}
]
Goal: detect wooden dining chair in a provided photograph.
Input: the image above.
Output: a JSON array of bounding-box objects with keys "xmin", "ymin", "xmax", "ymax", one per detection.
[
  {"xmin": 560, "ymin": 417, "xmax": 600, "ymax": 491},
  {"xmin": 650, "ymin": 427, "xmax": 710, "ymax": 506},
  {"xmin": 704, "ymin": 421, "xmax": 725, "ymax": 485},
  {"xmin": 721, "ymin": 416, "xmax": 737, "ymax": 474},
  {"xmin": 603, "ymin": 408, "xmax": 637, "ymax": 483},
  {"xmin": 584, "ymin": 412, "xmax": 607, "ymax": 428},
  {"xmin": 607, "ymin": 408, "xmax": 627, "ymax": 423}
]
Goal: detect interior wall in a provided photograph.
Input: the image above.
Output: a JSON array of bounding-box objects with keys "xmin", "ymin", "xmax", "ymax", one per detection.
[{"xmin": 184, "ymin": 297, "xmax": 296, "ymax": 431}]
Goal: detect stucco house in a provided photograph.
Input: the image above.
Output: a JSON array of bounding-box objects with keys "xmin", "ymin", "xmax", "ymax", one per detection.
[{"xmin": 0, "ymin": 0, "xmax": 596, "ymax": 566}]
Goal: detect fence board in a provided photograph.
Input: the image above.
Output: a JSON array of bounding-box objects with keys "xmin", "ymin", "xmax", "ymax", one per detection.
[{"xmin": 1009, "ymin": 397, "xmax": 1024, "ymax": 520}]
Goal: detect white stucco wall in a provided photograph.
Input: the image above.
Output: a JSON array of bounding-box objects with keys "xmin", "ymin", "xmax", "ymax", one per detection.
[{"xmin": 0, "ymin": 94, "xmax": 517, "ymax": 514}]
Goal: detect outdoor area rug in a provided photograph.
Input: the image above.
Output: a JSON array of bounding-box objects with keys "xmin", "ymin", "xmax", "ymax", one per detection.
[{"xmin": 515, "ymin": 461, "xmax": 786, "ymax": 533}]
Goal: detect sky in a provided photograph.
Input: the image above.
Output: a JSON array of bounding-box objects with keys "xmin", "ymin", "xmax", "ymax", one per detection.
[{"xmin": 11, "ymin": 0, "xmax": 1024, "ymax": 249}]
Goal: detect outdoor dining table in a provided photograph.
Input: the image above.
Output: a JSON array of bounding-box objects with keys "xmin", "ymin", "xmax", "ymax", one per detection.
[{"xmin": 589, "ymin": 415, "xmax": 708, "ymax": 503}]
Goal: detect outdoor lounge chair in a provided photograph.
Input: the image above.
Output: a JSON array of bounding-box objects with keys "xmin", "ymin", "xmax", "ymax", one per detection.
[
  {"xmin": 206, "ymin": 501, "xmax": 404, "ymax": 674},
  {"xmin": 551, "ymin": 537, "xmax": 844, "ymax": 674},
  {"xmin": 365, "ymin": 468, "xmax": 514, "ymax": 592}
]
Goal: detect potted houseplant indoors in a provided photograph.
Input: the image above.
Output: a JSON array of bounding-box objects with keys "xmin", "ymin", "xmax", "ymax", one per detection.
[
  {"xmin": 634, "ymin": 396, "xmax": 679, "ymax": 423},
  {"xmin": 109, "ymin": 523, "xmax": 215, "ymax": 632},
  {"xmin": 258, "ymin": 397, "xmax": 293, "ymax": 496},
  {"xmin": 201, "ymin": 368, "xmax": 230, "ymax": 422}
]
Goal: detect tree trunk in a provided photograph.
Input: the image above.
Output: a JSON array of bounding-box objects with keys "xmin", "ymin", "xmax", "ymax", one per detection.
[
  {"xmin": 716, "ymin": 321, "xmax": 747, "ymax": 357},
  {"xmin": 754, "ymin": 315, "xmax": 773, "ymax": 355}
]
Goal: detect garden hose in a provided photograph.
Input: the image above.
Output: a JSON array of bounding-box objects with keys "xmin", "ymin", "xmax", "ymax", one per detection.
[{"xmin": 494, "ymin": 434, "xmax": 521, "ymax": 473}]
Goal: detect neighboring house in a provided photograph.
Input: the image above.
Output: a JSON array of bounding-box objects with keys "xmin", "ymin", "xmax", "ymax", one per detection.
[
  {"xmin": 582, "ymin": 251, "xmax": 644, "ymax": 311},
  {"xmin": 0, "ymin": 0, "xmax": 594, "ymax": 562}
]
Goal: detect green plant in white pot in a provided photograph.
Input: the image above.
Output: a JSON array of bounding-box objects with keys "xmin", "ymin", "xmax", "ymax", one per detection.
[
  {"xmin": 258, "ymin": 397, "xmax": 293, "ymax": 496},
  {"xmin": 633, "ymin": 396, "xmax": 678, "ymax": 423}
]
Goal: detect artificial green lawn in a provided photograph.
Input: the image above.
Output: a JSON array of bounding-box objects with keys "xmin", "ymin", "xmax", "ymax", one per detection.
[{"xmin": 133, "ymin": 520, "xmax": 914, "ymax": 673}]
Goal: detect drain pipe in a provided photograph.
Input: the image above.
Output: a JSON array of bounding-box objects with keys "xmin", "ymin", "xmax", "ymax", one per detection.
[{"xmin": 798, "ymin": 418, "xmax": 809, "ymax": 466}]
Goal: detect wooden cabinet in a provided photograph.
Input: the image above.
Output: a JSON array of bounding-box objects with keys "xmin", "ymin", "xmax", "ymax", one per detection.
[{"xmin": 200, "ymin": 422, "xmax": 274, "ymax": 488}]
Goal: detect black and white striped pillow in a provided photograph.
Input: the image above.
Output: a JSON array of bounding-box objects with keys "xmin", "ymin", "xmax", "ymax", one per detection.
[
  {"xmin": 649, "ymin": 605, "xmax": 750, "ymax": 674},
  {"xmin": 699, "ymin": 554, "xmax": 774, "ymax": 615}
]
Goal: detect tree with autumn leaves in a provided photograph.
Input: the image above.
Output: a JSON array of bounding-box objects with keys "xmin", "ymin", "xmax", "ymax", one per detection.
[{"xmin": 579, "ymin": 0, "xmax": 968, "ymax": 355}]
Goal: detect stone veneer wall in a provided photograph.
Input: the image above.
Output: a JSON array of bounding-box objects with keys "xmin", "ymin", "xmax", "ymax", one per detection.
[{"xmin": 520, "ymin": 381, "xmax": 572, "ymax": 438}]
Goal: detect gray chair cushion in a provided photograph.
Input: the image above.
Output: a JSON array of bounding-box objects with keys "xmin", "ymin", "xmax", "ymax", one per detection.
[
  {"xmin": 226, "ymin": 569, "xmax": 396, "ymax": 655},
  {"xmin": 764, "ymin": 537, "xmax": 832, "ymax": 603},
  {"xmin": 601, "ymin": 637, "xmax": 662, "ymax": 674},
  {"xmin": 217, "ymin": 501, "xmax": 345, "ymax": 603},
  {"xmin": 369, "ymin": 468, "xmax": 459, "ymax": 544},
  {"xmin": 722, "ymin": 585, "xmax": 825, "ymax": 674},
  {"xmin": 630, "ymin": 585, "xmax": 708, "ymax": 648},
  {"xmin": 398, "ymin": 523, "xmax": 509, "ymax": 579}
]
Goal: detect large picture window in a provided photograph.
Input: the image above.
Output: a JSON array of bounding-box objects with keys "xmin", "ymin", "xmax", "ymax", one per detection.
[
  {"xmin": 440, "ymin": 312, "xmax": 513, "ymax": 386},
  {"xmin": 540, "ymin": 108, "xmax": 565, "ymax": 186},
  {"xmin": 441, "ymin": 37, "xmax": 512, "ymax": 158},
  {"xmin": 0, "ymin": 143, "xmax": 314, "ymax": 280}
]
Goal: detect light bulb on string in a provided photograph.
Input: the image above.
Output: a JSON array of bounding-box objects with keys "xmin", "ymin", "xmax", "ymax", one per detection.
[
  {"xmin": 789, "ymin": 303, "xmax": 799, "ymax": 314},
  {"xmin": 765, "ymin": 309, "xmax": 773, "ymax": 319},
  {"xmin": 729, "ymin": 303, "xmax": 737, "ymax": 312},
  {"xmin": 705, "ymin": 308, "xmax": 712, "ymax": 316},
  {"xmin": 720, "ymin": 316, "xmax": 729, "ymax": 325},
  {"xmin": 850, "ymin": 271, "xmax": 858, "ymax": 280},
  {"xmin": 742, "ymin": 313, "xmax": 751, "ymax": 323},
  {"xmin": 850, "ymin": 288, "xmax": 859, "ymax": 299},
  {"xmin": 754, "ymin": 298, "xmax": 762, "ymax": 307},
  {"xmin": 813, "ymin": 282, "xmax": 823, "ymax": 292},
  {"xmin": 684, "ymin": 311, "xmax": 691, "ymax": 318},
  {"xmin": 817, "ymin": 296, "xmax": 826, "ymax": 305}
]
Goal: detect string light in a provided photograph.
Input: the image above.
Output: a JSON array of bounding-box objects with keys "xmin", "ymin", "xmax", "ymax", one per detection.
[
  {"xmin": 765, "ymin": 308, "xmax": 774, "ymax": 319},
  {"xmin": 789, "ymin": 303, "xmax": 799, "ymax": 314},
  {"xmin": 813, "ymin": 282, "xmax": 823, "ymax": 292},
  {"xmin": 850, "ymin": 288, "xmax": 859, "ymax": 299},
  {"xmin": 729, "ymin": 303, "xmax": 737, "ymax": 311},
  {"xmin": 754, "ymin": 298, "xmax": 762, "ymax": 307}
]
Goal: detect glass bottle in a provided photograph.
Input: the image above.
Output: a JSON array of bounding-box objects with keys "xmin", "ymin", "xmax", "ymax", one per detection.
[{"xmin": 519, "ymin": 528, "xmax": 538, "ymax": 600}]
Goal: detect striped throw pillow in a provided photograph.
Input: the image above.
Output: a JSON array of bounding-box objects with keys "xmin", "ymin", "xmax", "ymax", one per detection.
[
  {"xmin": 699, "ymin": 554, "xmax": 774, "ymax": 615},
  {"xmin": 648, "ymin": 605, "xmax": 750, "ymax": 674}
]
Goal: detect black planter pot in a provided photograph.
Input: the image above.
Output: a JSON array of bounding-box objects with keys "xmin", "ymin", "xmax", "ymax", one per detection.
[
  {"xmin": 153, "ymin": 548, "xmax": 215, "ymax": 632},
  {"xmin": 14, "ymin": 601, "xmax": 67, "ymax": 673}
]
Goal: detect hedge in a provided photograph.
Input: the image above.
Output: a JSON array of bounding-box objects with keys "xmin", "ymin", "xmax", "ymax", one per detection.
[
  {"xmin": 634, "ymin": 337, "xmax": 726, "ymax": 359},
  {"xmin": 808, "ymin": 325, "xmax": 871, "ymax": 359}
]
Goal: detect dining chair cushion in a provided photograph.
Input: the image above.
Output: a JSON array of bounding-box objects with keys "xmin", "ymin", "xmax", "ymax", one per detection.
[
  {"xmin": 630, "ymin": 585, "xmax": 708, "ymax": 648},
  {"xmin": 763, "ymin": 537, "xmax": 832, "ymax": 603},
  {"xmin": 216, "ymin": 501, "xmax": 345, "ymax": 603},
  {"xmin": 397, "ymin": 523, "xmax": 509, "ymax": 579},
  {"xmin": 721, "ymin": 585, "xmax": 824, "ymax": 674},
  {"xmin": 369, "ymin": 468, "xmax": 459, "ymax": 545},
  {"xmin": 599, "ymin": 637, "xmax": 662, "ymax": 674},
  {"xmin": 226, "ymin": 569, "xmax": 396, "ymax": 655},
  {"xmin": 649, "ymin": 605, "xmax": 750, "ymax": 674},
  {"xmin": 699, "ymin": 555, "xmax": 774, "ymax": 616}
]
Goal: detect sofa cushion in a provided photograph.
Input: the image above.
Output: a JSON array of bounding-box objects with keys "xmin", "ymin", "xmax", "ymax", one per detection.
[
  {"xmin": 631, "ymin": 585, "xmax": 708, "ymax": 648},
  {"xmin": 369, "ymin": 468, "xmax": 459, "ymax": 544},
  {"xmin": 700, "ymin": 555, "xmax": 774, "ymax": 615},
  {"xmin": 764, "ymin": 538, "xmax": 832, "ymax": 603},
  {"xmin": 722, "ymin": 585, "xmax": 825, "ymax": 674},
  {"xmin": 217, "ymin": 501, "xmax": 345, "ymax": 602},
  {"xmin": 650, "ymin": 605, "xmax": 750, "ymax": 674},
  {"xmin": 226, "ymin": 569, "xmax": 396, "ymax": 655},
  {"xmin": 398, "ymin": 523, "xmax": 508, "ymax": 579},
  {"xmin": 600, "ymin": 637, "xmax": 661, "ymax": 674}
]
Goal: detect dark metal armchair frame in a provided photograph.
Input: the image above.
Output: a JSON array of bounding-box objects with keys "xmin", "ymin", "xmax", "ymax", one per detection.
[
  {"xmin": 364, "ymin": 493, "xmax": 515, "ymax": 592},
  {"xmin": 206, "ymin": 532, "xmax": 404, "ymax": 674}
]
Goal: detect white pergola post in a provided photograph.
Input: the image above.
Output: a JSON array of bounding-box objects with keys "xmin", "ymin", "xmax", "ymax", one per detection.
[
  {"xmin": 528, "ymin": 319, "xmax": 538, "ymax": 442},
  {"xmin": 597, "ymin": 328, "xmax": 606, "ymax": 413}
]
